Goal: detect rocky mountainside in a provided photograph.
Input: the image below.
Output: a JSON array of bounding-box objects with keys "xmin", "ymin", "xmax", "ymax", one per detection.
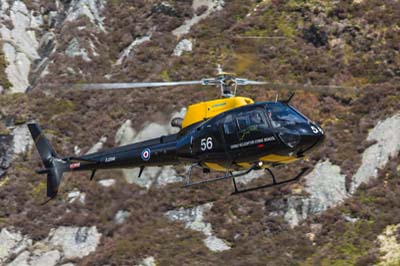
[{"xmin": 0, "ymin": 0, "xmax": 399, "ymax": 265}]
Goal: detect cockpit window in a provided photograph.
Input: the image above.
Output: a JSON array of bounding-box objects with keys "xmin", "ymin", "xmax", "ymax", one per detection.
[
  {"xmin": 236, "ymin": 110, "xmax": 267, "ymax": 130},
  {"xmin": 266, "ymin": 103, "xmax": 308, "ymax": 128}
]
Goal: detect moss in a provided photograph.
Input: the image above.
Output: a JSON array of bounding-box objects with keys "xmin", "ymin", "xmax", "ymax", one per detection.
[
  {"xmin": 160, "ymin": 69, "xmax": 171, "ymax": 81},
  {"xmin": 276, "ymin": 14, "xmax": 296, "ymax": 38},
  {"xmin": 31, "ymin": 180, "xmax": 47, "ymax": 199},
  {"xmin": 0, "ymin": 128, "xmax": 11, "ymax": 135},
  {"xmin": 304, "ymin": 220, "xmax": 377, "ymax": 266}
]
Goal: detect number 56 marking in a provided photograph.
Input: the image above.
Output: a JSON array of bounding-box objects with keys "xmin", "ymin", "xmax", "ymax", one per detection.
[{"xmin": 201, "ymin": 137, "xmax": 213, "ymax": 151}]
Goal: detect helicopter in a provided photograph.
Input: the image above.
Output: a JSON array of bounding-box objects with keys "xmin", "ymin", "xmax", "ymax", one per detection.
[{"xmin": 29, "ymin": 67, "xmax": 325, "ymax": 199}]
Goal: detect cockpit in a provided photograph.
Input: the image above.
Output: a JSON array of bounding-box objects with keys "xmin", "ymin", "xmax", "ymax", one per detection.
[{"xmin": 222, "ymin": 102, "xmax": 324, "ymax": 155}]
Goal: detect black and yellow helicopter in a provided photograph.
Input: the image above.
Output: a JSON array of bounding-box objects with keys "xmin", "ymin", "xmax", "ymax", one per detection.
[{"xmin": 29, "ymin": 68, "xmax": 325, "ymax": 199}]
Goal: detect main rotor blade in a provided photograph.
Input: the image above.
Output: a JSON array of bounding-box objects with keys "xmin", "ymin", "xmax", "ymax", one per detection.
[
  {"xmin": 235, "ymin": 78, "xmax": 358, "ymax": 94},
  {"xmin": 77, "ymin": 80, "xmax": 205, "ymax": 90}
]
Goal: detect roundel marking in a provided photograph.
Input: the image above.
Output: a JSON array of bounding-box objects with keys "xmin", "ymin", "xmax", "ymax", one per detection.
[{"xmin": 141, "ymin": 148, "xmax": 151, "ymax": 161}]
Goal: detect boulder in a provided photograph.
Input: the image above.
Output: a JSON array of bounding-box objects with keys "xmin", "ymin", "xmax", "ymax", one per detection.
[
  {"xmin": 165, "ymin": 203, "xmax": 231, "ymax": 252},
  {"xmin": 0, "ymin": 228, "xmax": 32, "ymax": 263},
  {"xmin": 274, "ymin": 160, "xmax": 348, "ymax": 227},
  {"xmin": 114, "ymin": 210, "xmax": 131, "ymax": 225},
  {"xmin": 173, "ymin": 39, "xmax": 193, "ymax": 57},
  {"xmin": 98, "ymin": 179, "xmax": 116, "ymax": 187},
  {"xmin": 47, "ymin": 226, "xmax": 101, "ymax": 259},
  {"xmin": 12, "ymin": 125, "xmax": 33, "ymax": 157},
  {"xmin": 136, "ymin": 256, "xmax": 156, "ymax": 266}
]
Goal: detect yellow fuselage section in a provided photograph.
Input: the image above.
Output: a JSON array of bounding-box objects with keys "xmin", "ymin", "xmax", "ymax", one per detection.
[{"xmin": 182, "ymin": 96, "xmax": 254, "ymax": 129}]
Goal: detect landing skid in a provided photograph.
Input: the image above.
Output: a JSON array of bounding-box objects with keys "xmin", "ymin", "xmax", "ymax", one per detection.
[
  {"xmin": 185, "ymin": 163, "xmax": 310, "ymax": 194},
  {"xmin": 231, "ymin": 167, "xmax": 310, "ymax": 194}
]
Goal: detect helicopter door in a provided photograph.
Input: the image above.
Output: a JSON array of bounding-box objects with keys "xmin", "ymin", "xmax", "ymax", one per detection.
[
  {"xmin": 232, "ymin": 109, "xmax": 276, "ymax": 155},
  {"xmin": 222, "ymin": 115, "xmax": 240, "ymax": 158}
]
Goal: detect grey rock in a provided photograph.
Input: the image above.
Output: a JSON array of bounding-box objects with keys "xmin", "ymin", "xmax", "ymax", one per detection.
[
  {"xmin": 48, "ymin": 226, "xmax": 101, "ymax": 259},
  {"xmin": 0, "ymin": 1, "xmax": 42, "ymax": 93},
  {"xmin": 152, "ymin": 2, "xmax": 177, "ymax": 17},
  {"xmin": 65, "ymin": 38, "xmax": 91, "ymax": 62},
  {"xmin": 274, "ymin": 113, "xmax": 400, "ymax": 227},
  {"xmin": 12, "ymin": 125, "xmax": 33, "ymax": 157},
  {"xmin": 351, "ymin": 113, "xmax": 400, "ymax": 193},
  {"xmin": 6, "ymin": 250, "xmax": 30, "ymax": 266},
  {"xmin": 86, "ymin": 136, "xmax": 107, "ymax": 154},
  {"xmin": 65, "ymin": 0, "xmax": 107, "ymax": 31},
  {"xmin": 115, "ymin": 35, "xmax": 151, "ymax": 66},
  {"xmin": 8, "ymin": 246, "xmax": 61, "ymax": 266},
  {"xmin": 165, "ymin": 203, "xmax": 231, "ymax": 252},
  {"xmin": 172, "ymin": 0, "xmax": 224, "ymax": 37},
  {"xmin": 136, "ymin": 256, "xmax": 156, "ymax": 266},
  {"xmin": 115, "ymin": 120, "xmax": 136, "ymax": 146},
  {"xmin": 275, "ymin": 160, "xmax": 347, "ymax": 227},
  {"xmin": 173, "ymin": 39, "xmax": 193, "ymax": 56},
  {"xmin": 114, "ymin": 210, "xmax": 131, "ymax": 224},
  {"xmin": 98, "ymin": 179, "xmax": 116, "ymax": 187},
  {"xmin": 342, "ymin": 214, "xmax": 359, "ymax": 223},
  {"xmin": 67, "ymin": 189, "xmax": 86, "ymax": 204},
  {"xmin": 0, "ymin": 228, "xmax": 32, "ymax": 262}
]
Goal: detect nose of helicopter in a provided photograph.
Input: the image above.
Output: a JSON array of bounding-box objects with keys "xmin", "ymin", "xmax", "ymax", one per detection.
[{"xmin": 295, "ymin": 123, "xmax": 325, "ymax": 156}]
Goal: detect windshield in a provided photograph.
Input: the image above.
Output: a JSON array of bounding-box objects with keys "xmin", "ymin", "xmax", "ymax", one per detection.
[{"xmin": 265, "ymin": 102, "xmax": 308, "ymax": 128}]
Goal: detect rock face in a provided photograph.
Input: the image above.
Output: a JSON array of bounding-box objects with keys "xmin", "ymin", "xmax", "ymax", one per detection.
[
  {"xmin": 165, "ymin": 203, "xmax": 231, "ymax": 252},
  {"xmin": 0, "ymin": 226, "xmax": 101, "ymax": 265},
  {"xmin": 65, "ymin": 0, "xmax": 107, "ymax": 31},
  {"xmin": 172, "ymin": 0, "xmax": 225, "ymax": 37},
  {"xmin": 351, "ymin": 113, "xmax": 400, "ymax": 193},
  {"xmin": 12, "ymin": 125, "xmax": 33, "ymax": 157},
  {"xmin": 0, "ymin": 1, "xmax": 42, "ymax": 93},
  {"xmin": 278, "ymin": 161, "xmax": 347, "ymax": 227}
]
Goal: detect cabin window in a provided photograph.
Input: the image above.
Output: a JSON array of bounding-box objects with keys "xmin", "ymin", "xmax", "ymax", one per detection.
[{"xmin": 223, "ymin": 114, "xmax": 236, "ymax": 135}]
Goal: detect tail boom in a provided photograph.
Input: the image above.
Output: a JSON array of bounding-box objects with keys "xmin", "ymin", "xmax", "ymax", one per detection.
[{"xmin": 29, "ymin": 123, "xmax": 178, "ymax": 198}]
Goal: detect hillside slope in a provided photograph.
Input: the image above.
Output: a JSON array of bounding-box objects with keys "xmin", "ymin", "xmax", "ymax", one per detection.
[{"xmin": 0, "ymin": 0, "xmax": 399, "ymax": 265}]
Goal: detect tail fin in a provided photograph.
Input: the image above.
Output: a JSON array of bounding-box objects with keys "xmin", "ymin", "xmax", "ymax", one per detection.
[{"xmin": 28, "ymin": 123, "xmax": 68, "ymax": 198}]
